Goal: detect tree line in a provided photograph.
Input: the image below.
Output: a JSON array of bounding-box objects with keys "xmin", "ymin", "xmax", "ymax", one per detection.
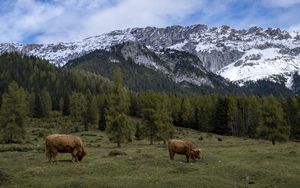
[{"xmin": 0, "ymin": 53, "xmax": 299, "ymax": 146}]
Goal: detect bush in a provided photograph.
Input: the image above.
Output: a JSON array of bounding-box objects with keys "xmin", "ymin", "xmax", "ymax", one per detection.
[{"xmin": 38, "ymin": 129, "xmax": 52, "ymax": 138}]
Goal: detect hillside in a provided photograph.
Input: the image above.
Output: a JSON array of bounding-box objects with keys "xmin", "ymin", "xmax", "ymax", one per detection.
[
  {"xmin": 65, "ymin": 42, "xmax": 239, "ymax": 94},
  {"xmin": 0, "ymin": 125, "xmax": 299, "ymax": 188},
  {"xmin": 0, "ymin": 53, "xmax": 108, "ymax": 109}
]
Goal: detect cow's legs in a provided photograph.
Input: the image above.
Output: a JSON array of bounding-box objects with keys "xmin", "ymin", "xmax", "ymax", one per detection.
[
  {"xmin": 169, "ymin": 150, "xmax": 175, "ymax": 160},
  {"xmin": 186, "ymin": 155, "xmax": 190, "ymax": 163},
  {"xmin": 46, "ymin": 152, "xmax": 52, "ymax": 163},
  {"xmin": 72, "ymin": 148, "xmax": 78, "ymax": 162}
]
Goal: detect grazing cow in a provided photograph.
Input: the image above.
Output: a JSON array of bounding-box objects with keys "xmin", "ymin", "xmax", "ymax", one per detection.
[
  {"xmin": 168, "ymin": 139, "xmax": 202, "ymax": 163},
  {"xmin": 45, "ymin": 134, "xmax": 86, "ymax": 163}
]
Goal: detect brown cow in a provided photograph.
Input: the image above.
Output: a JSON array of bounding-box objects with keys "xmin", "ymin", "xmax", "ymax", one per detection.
[
  {"xmin": 168, "ymin": 139, "xmax": 202, "ymax": 163},
  {"xmin": 45, "ymin": 134, "xmax": 86, "ymax": 163}
]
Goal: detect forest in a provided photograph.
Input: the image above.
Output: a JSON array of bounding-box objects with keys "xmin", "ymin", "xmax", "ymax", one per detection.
[{"xmin": 0, "ymin": 53, "xmax": 299, "ymax": 146}]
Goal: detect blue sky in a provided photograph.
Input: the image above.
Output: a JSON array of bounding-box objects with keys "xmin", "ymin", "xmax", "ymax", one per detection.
[{"xmin": 1, "ymin": 0, "xmax": 300, "ymax": 44}]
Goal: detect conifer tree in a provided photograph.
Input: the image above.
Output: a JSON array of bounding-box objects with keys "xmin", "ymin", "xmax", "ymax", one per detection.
[
  {"xmin": 105, "ymin": 67, "xmax": 132, "ymax": 147},
  {"xmin": 285, "ymin": 97, "xmax": 300, "ymax": 139},
  {"xmin": 178, "ymin": 97, "xmax": 193, "ymax": 128},
  {"xmin": 69, "ymin": 92, "xmax": 87, "ymax": 122},
  {"xmin": 227, "ymin": 96, "xmax": 238, "ymax": 136},
  {"xmin": 33, "ymin": 92, "xmax": 43, "ymax": 118},
  {"xmin": 247, "ymin": 96, "xmax": 262, "ymax": 137},
  {"xmin": 0, "ymin": 81, "xmax": 28, "ymax": 143},
  {"xmin": 40, "ymin": 88, "xmax": 52, "ymax": 118},
  {"xmin": 257, "ymin": 96, "xmax": 290, "ymax": 144},
  {"xmin": 62, "ymin": 94, "xmax": 70, "ymax": 116},
  {"xmin": 142, "ymin": 94, "xmax": 174, "ymax": 144},
  {"xmin": 83, "ymin": 94, "xmax": 98, "ymax": 131},
  {"xmin": 212, "ymin": 97, "xmax": 230, "ymax": 135}
]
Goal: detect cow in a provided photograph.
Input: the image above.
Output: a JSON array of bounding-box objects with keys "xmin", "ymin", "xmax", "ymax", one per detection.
[
  {"xmin": 168, "ymin": 139, "xmax": 202, "ymax": 163},
  {"xmin": 45, "ymin": 134, "xmax": 86, "ymax": 163}
]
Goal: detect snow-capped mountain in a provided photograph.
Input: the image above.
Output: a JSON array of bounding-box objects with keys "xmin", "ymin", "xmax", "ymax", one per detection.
[{"xmin": 1, "ymin": 24, "xmax": 300, "ymax": 88}]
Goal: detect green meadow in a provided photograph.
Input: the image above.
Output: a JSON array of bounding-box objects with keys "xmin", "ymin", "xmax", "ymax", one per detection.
[{"xmin": 0, "ymin": 127, "xmax": 299, "ymax": 188}]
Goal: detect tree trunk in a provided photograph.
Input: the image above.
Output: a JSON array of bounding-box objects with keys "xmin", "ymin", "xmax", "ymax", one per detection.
[{"xmin": 272, "ymin": 139, "xmax": 275, "ymax": 145}]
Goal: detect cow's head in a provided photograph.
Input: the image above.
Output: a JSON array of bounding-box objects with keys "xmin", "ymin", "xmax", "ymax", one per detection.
[
  {"xmin": 77, "ymin": 147, "xmax": 87, "ymax": 161},
  {"xmin": 191, "ymin": 149, "xmax": 202, "ymax": 159}
]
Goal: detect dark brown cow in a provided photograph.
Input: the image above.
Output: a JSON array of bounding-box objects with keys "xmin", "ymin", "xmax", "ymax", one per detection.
[
  {"xmin": 168, "ymin": 139, "xmax": 202, "ymax": 163},
  {"xmin": 45, "ymin": 134, "xmax": 86, "ymax": 163}
]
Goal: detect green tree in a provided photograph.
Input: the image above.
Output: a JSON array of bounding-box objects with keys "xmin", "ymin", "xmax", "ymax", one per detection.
[
  {"xmin": 227, "ymin": 96, "xmax": 238, "ymax": 136},
  {"xmin": 178, "ymin": 97, "xmax": 193, "ymax": 128},
  {"xmin": 62, "ymin": 94, "xmax": 70, "ymax": 116},
  {"xmin": 142, "ymin": 94, "xmax": 174, "ymax": 145},
  {"xmin": 105, "ymin": 67, "xmax": 132, "ymax": 147},
  {"xmin": 247, "ymin": 96, "xmax": 262, "ymax": 137},
  {"xmin": 0, "ymin": 82, "xmax": 28, "ymax": 143},
  {"xmin": 69, "ymin": 92, "xmax": 87, "ymax": 122},
  {"xmin": 40, "ymin": 88, "xmax": 52, "ymax": 118},
  {"xmin": 98, "ymin": 101, "xmax": 108, "ymax": 131},
  {"xmin": 83, "ymin": 94, "xmax": 98, "ymax": 131},
  {"xmin": 106, "ymin": 114, "xmax": 132, "ymax": 147},
  {"xmin": 257, "ymin": 96, "xmax": 290, "ymax": 145},
  {"xmin": 211, "ymin": 97, "xmax": 230, "ymax": 135},
  {"xmin": 33, "ymin": 92, "xmax": 43, "ymax": 118},
  {"xmin": 285, "ymin": 97, "xmax": 300, "ymax": 139}
]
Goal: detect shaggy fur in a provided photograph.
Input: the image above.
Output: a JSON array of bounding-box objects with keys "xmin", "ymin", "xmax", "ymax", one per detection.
[
  {"xmin": 168, "ymin": 139, "xmax": 202, "ymax": 163},
  {"xmin": 45, "ymin": 134, "xmax": 86, "ymax": 163}
]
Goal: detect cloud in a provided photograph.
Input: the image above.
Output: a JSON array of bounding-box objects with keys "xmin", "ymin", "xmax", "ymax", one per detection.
[
  {"xmin": 1, "ymin": 0, "xmax": 300, "ymax": 43},
  {"xmin": 0, "ymin": 0, "xmax": 204, "ymax": 43}
]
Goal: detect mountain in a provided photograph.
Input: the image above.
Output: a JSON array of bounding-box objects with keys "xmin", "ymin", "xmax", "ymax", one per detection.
[
  {"xmin": 65, "ymin": 41, "xmax": 238, "ymax": 94},
  {"xmin": 1, "ymin": 24, "xmax": 300, "ymax": 90}
]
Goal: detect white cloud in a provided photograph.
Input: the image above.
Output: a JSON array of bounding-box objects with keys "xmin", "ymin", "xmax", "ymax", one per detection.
[
  {"xmin": 1, "ymin": 0, "xmax": 300, "ymax": 43},
  {"xmin": 0, "ymin": 0, "xmax": 204, "ymax": 43}
]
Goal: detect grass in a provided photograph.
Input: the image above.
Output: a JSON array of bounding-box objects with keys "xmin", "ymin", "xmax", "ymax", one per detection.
[{"xmin": 0, "ymin": 127, "xmax": 300, "ymax": 188}]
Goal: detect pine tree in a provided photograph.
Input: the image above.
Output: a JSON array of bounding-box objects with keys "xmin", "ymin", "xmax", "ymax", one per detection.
[
  {"xmin": 0, "ymin": 81, "xmax": 28, "ymax": 143},
  {"xmin": 27, "ymin": 92, "xmax": 35, "ymax": 118},
  {"xmin": 178, "ymin": 97, "xmax": 193, "ymax": 128},
  {"xmin": 98, "ymin": 94, "xmax": 109, "ymax": 131},
  {"xmin": 227, "ymin": 96, "xmax": 238, "ymax": 136},
  {"xmin": 193, "ymin": 95, "xmax": 216, "ymax": 132},
  {"xmin": 134, "ymin": 121, "xmax": 143, "ymax": 140},
  {"xmin": 257, "ymin": 96, "xmax": 290, "ymax": 144},
  {"xmin": 33, "ymin": 92, "xmax": 43, "ymax": 118},
  {"xmin": 33, "ymin": 89, "xmax": 52, "ymax": 119},
  {"xmin": 40, "ymin": 88, "xmax": 52, "ymax": 118},
  {"xmin": 212, "ymin": 97, "xmax": 230, "ymax": 135},
  {"xmin": 247, "ymin": 96, "xmax": 262, "ymax": 137},
  {"xmin": 285, "ymin": 97, "xmax": 300, "ymax": 139},
  {"xmin": 83, "ymin": 94, "xmax": 98, "ymax": 131},
  {"xmin": 142, "ymin": 94, "xmax": 174, "ymax": 145},
  {"xmin": 62, "ymin": 94, "xmax": 70, "ymax": 116},
  {"xmin": 69, "ymin": 92, "xmax": 87, "ymax": 122},
  {"xmin": 106, "ymin": 113, "xmax": 132, "ymax": 147},
  {"xmin": 105, "ymin": 67, "xmax": 132, "ymax": 147}
]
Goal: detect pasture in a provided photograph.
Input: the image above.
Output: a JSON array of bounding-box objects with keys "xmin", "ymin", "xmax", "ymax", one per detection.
[{"xmin": 0, "ymin": 127, "xmax": 300, "ymax": 188}]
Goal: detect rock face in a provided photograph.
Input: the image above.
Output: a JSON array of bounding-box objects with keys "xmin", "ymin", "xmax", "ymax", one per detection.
[{"xmin": 1, "ymin": 24, "xmax": 300, "ymax": 88}]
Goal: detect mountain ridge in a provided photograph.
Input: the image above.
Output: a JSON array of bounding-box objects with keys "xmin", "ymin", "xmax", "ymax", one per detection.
[{"xmin": 1, "ymin": 24, "xmax": 300, "ymax": 89}]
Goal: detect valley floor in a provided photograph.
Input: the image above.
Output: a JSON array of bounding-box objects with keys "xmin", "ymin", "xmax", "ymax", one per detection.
[{"xmin": 0, "ymin": 129, "xmax": 300, "ymax": 188}]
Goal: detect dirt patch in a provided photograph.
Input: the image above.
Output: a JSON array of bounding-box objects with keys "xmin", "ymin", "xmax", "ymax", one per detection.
[{"xmin": 108, "ymin": 150, "xmax": 128, "ymax": 156}]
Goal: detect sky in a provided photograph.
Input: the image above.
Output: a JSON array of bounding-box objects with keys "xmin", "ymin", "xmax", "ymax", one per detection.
[{"xmin": 0, "ymin": 0, "xmax": 300, "ymax": 44}]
